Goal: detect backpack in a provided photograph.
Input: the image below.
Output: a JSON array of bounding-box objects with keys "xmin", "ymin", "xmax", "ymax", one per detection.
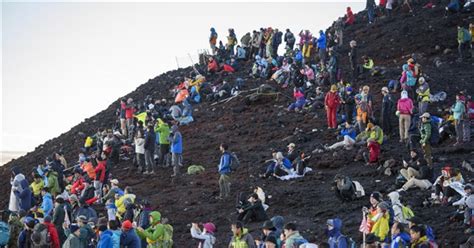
[
  {"xmin": 336, "ymin": 234, "xmax": 357, "ymax": 248},
  {"xmin": 401, "ymin": 205, "xmax": 415, "ymax": 220},
  {"xmin": 152, "ymin": 224, "xmax": 173, "ymax": 248},
  {"xmin": 429, "ymin": 120, "xmax": 440, "ymax": 145},
  {"xmin": 292, "ymin": 237, "xmax": 308, "ymax": 248},
  {"xmin": 229, "ymin": 152, "xmax": 240, "ymax": 171},
  {"xmin": 31, "ymin": 223, "xmax": 52, "ymax": 247},
  {"xmin": 0, "ymin": 221, "xmax": 9, "ymax": 246},
  {"xmin": 463, "ymin": 29, "xmax": 472, "ymax": 43}
]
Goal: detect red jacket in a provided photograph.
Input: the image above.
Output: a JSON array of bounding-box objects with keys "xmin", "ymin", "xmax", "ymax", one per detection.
[
  {"xmin": 397, "ymin": 98, "xmax": 414, "ymax": 115},
  {"xmin": 325, "ymin": 91, "xmax": 341, "ymax": 108},
  {"xmin": 379, "ymin": 0, "xmax": 387, "ymax": 6},
  {"xmin": 94, "ymin": 160, "xmax": 107, "ymax": 182},
  {"xmin": 44, "ymin": 221, "xmax": 60, "ymax": 248},
  {"xmin": 208, "ymin": 60, "xmax": 218, "ymax": 72},
  {"xmin": 223, "ymin": 64, "xmax": 235, "ymax": 73},
  {"xmin": 125, "ymin": 105, "xmax": 135, "ymax": 119},
  {"xmin": 71, "ymin": 176, "xmax": 85, "ymax": 195},
  {"xmin": 345, "ymin": 9, "xmax": 355, "ymax": 25}
]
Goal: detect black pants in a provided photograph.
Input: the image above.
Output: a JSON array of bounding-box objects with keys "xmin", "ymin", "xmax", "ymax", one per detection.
[
  {"xmin": 435, "ymin": 184, "xmax": 457, "ymax": 198},
  {"xmin": 159, "ymin": 144, "xmax": 170, "ymax": 166}
]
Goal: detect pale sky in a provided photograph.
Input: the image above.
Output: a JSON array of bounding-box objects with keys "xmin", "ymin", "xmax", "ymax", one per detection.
[{"xmin": 2, "ymin": 1, "xmax": 365, "ymax": 153}]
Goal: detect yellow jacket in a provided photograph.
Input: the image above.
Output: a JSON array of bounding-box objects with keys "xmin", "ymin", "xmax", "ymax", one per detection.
[
  {"xmin": 115, "ymin": 193, "xmax": 136, "ymax": 218},
  {"xmin": 371, "ymin": 212, "xmax": 390, "ymax": 241},
  {"xmin": 30, "ymin": 180, "xmax": 44, "ymax": 197},
  {"xmin": 369, "ymin": 126, "xmax": 384, "ymax": 145}
]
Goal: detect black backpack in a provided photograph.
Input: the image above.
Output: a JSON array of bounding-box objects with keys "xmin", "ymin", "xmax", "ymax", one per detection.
[
  {"xmin": 229, "ymin": 152, "xmax": 240, "ymax": 171},
  {"xmin": 31, "ymin": 223, "xmax": 52, "ymax": 247}
]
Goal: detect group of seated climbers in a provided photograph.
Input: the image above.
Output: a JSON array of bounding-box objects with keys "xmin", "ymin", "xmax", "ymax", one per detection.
[{"xmin": 259, "ymin": 144, "xmax": 310, "ymax": 179}]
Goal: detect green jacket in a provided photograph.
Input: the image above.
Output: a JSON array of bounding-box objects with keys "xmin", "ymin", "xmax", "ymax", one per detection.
[
  {"xmin": 8, "ymin": 216, "xmax": 22, "ymax": 248},
  {"xmin": 228, "ymin": 228, "xmax": 256, "ymax": 248},
  {"xmin": 137, "ymin": 211, "xmax": 173, "ymax": 248},
  {"xmin": 369, "ymin": 126, "xmax": 384, "ymax": 145},
  {"xmin": 285, "ymin": 231, "xmax": 306, "ymax": 248},
  {"xmin": 46, "ymin": 171, "xmax": 60, "ymax": 195},
  {"xmin": 155, "ymin": 123, "xmax": 171, "ymax": 145},
  {"xmin": 420, "ymin": 121, "xmax": 431, "ymax": 144}
]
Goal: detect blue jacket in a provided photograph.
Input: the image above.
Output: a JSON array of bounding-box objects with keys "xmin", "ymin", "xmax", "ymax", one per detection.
[
  {"xmin": 98, "ymin": 230, "xmax": 114, "ymax": 248},
  {"xmin": 170, "ymin": 131, "xmax": 183, "ymax": 154},
  {"xmin": 317, "ymin": 32, "xmax": 327, "ymax": 49},
  {"xmin": 15, "ymin": 180, "xmax": 32, "ymax": 212},
  {"xmin": 120, "ymin": 229, "xmax": 141, "ymax": 248},
  {"xmin": 144, "ymin": 130, "xmax": 156, "ymax": 151},
  {"xmin": 41, "ymin": 193, "xmax": 54, "ymax": 216},
  {"xmin": 390, "ymin": 232, "xmax": 411, "ymax": 248},
  {"xmin": 447, "ymin": 0, "xmax": 460, "ymax": 11},
  {"xmin": 451, "ymin": 100, "xmax": 466, "ymax": 120},
  {"xmin": 218, "ymin": 152, "xmax": 231, "ymax": 175},
  {"xmin": 327, "ymin": 218, "xmax": 347, "ymax": 248},
  {"xmin": 237, "ymin": 47, "xmax": 246, "ymax": 59},
  {"xmin": 340, "ymin": 127, "xmax": 357, "ymax": 140},
  {"xmin": 282, "ymin": 158, "xmax": 292, "ymax": 169},
  {"xmin": 111, "ymin": 230, "xmax": 121, "ymax": 248}
]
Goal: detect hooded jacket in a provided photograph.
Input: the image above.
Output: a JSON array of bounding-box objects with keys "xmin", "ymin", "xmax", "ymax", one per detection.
[
  {"xmin": 327, "ymin": 218, "xmax": 347, "ymax": 248},
  {"xmin": 345, "ymin": 8, "xmax": 355, "ymax": 25},
  {"xmin": 451, "ymin": 100, "xmax": 466, "ymax": 120},
  {"xmin": 325, "ymin": 91, "xmax": 341, "ymax": 109},
  {"xmin": 30, "ymin": 179, "xmax": 44, "ymax": 197},
  {"xmin": 44, "ymin": 220, "xmax": 61, "ymax": 248},
  {"xmin": 155, "ymin": 121, "xmax": 171, "ymax": 145},
  {"xmin": 228, "ymin": 228, "xmax": 256, "ymax": 248},
  {"xmin": 98, "ymin": 230, "xmax": 114, "ymax": 248},
  {"xmin": 116, "ymin": 193, "xmax": 136, "ymax": 217},
  {"xmin": 388, "ymin": 192, "xmax": 409, "ymax": 224},
  {"xmin": 397, "ymin": 97, "xmax": 414, "ymax": 115},
  {"xmin": 419, "ymin": 121, "xmax": 431, "ymax": 145},
  {"xmin": 285, "ymin": 231, "xmax": 307, "ymax": 248},
  {"xmin": 41, "ymin": 192, "xmax": 54, "ymax": 216},
  {"xmin": 169, "ymin": 126, "xmax": 183, "ymax": 154},
  {"xmin": 317, "ymin": 32, "xmax": 327, "ymax": 49},
  {"xmin": 15, "ymin": 179, "xmax": 32, "ymax": 211},
  {"xmin": 120, "ymin": 228, "xmax": 142, "ymax": 248},
  {"xmin": 190, "ymin": 226, "xmax": 216, "ymax": 248},
  {"xmin": 9, "ymin": 172, "xmax": 25, "ymax": 212},
  {"xmin": 218, "ymin": 152, "xmax": 232, "ymax": 175},
  {"xmin": 137, "ymin": 211, "xmax": 173, "ymax": 248},
  {"xmin": 391, "ymin": 232, "xmax": 411, "ymax": 248},
  {"xmin": 46, "ymin": 170, "xmax": 61, "ymax": 195}
]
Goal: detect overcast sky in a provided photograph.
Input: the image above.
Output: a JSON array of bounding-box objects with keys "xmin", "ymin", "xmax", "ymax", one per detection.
[{"xmin": 1, "ymin": 1, "xmax": 365, "ymax": 153}]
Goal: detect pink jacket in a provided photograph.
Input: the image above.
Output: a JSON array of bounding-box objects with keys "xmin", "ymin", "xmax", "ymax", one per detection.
[{"xmin": 397, "ymin": 98, "xmax": 414, "ymax": 115}]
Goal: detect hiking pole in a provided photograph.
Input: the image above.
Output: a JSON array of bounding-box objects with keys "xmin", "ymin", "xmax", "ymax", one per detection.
[{"xmin": 187, "ymin": 53, "xmax": 201, "ymax": 76}]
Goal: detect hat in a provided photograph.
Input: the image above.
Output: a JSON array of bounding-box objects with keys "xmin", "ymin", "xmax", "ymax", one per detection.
[
  {"xmin": 262, "ymin": 220, "xmax": 276, "ymax": 230},
  {"xmin": 346, "ymin": 86, "xmax": 353, "ymax": 92},
  {"xmin": 370, "ymin": 192, "xmax": 382, "ymax": 202},
  {"xmin": 418, "ymin": 77, "xmax": 425, "ymax": 84},
  {"xmin": 367, "ymin": 123, "xmax": 374, "ymax": 129},
  {"xmin": 420, "ymin": 112, "xmax": 431, "ymax": 118},
  {"xmin": 377, "ymin": 201, "xmax": 390, "ymax": 211},
  {"xmin": 408, "ymin": 216, "xmax": 423, "ymax": 225},
  {"xmin": 381, "ymin": 87, "xmax": 389, "ymax": 93},
  {"xmin": 203, "ymin": 222, "xmax": 216, "ymax": 234},
  {"xmin": 70, "ymin": 224, "xmax": 80, "ymax": 234},
  {"xmin": 327, "ymin": 219, "xmax": 335, "ymax": 226},
  {"xmin": 110, "ymin": 179, "xmax": 119, "ymax": 185},
  {"xmin": 287, "ymin": 143, "xmax": 296, "ymax": 148},
  {"xmin": 330, "ymin": 85, "xmax": 338, "ymax": 92},
  {"xmin": 122, "ymin": 220, "xmax": 133, "ymax": 230},
  {"xmin": 23, "ymin": 216, "xmax": 34, "ymax": 224},
  {"xmin": 401, "ymin": 90, "xmax": 408, "ymax": 99},
  {"xmin": 55, "ymin": 195, "xmax": 64, "ymax": 200},
  {"xmin": 77, "ymin": 215, "xmax": 88, "ymax": 223}
]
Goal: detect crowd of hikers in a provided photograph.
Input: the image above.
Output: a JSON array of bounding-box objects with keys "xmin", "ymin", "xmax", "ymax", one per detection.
[{"xmin": 1, "ymin": 1, "xmax": 474, "ymax": 248}]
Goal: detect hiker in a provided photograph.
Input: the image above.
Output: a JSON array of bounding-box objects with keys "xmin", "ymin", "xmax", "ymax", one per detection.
[
  {"xmin": 327, "ymin": 49, "xmax": 338, "ymax": 84},
  {"xmin": 125, "ymin": 98, "xmax": 136, "ymax": 135},
  {"xmin": 155, "ymin": 119, "xmax": 171, "ymax": 167},
  {"xmin": 190, "ymin": 222, "xmax": 216, "ymax": 248},
  {"xmin": 327, "ymin": 122, "xmax": 357, "ymax": 150},
  {"xmin": 360, "ymin": 56, "xmax": 375, "ymax": 76},
  {"xmin": 452, "ymin": 184, "xmax": 474, "ymax": 227},
  {"xmin": 380, "ymin": 87, "xmax": 394, "ymax": 136},
  {"xmin": 399, "ymin": 155, "xmax": 433, "ymax": 192},
  {"xmin": 367, "ymin": 0, "xmax": 376, "ymax": 23},
  {"xmin": 94, "ymin": 155, "xmax": 107, "ymax": 198},
  {"xmin": 237, "ymin": 193, "xmax": 268, "ymax": 224},
  {"xmin": 348, "ymin": 40, "xmax": 358, "ymax": 80},
  {"xmin": 386, "ymin": 0, "xmax": 394, "ymax": 16},
  {"xmin": 136, "ymin": 199, "xmax": 152, "ymax": 247},
  {"xmin": 43, "ymin": 216, "xmax": 60, "ymax": 248},
  {"xmin": 120, "ymin": 220, "xmax": 141, "ymax": 248},
  {"xmin": 370, "ymin": 202, "xmax": 391, "ymax": 244},
  {"xmin": 30, "ymin": 173, "xmax": 44, "ymax": 201},
  {"xmin": 107, "ymin": 220, "xmax": 121, "ymax": 248},
  {"xmin": 144, "ymin": 125, "xmax": 156, "ymax": 175},
  {"xmin": 272, "ymin": 29, "xmax": 282, "ymax": 57},
  {"xmin": 419, "ymin": 112, "xmax": 433, "ymax": 166},
  {"xmin": 288, "ymin": 87, "xmax": 306, "ymax": 112},
  {"xmin": 14, "ymin": 179, "xmax": 32, "ymax": 212},
  {"xmin": 229, "ymin": 221, "xmax": 256, "ymax": 248},
  {"xmin": 445, "ymin": 0, "xmax": 461, "ymax": 16},
  {"xmin": 97, "ymin": 223, "xmax": 114, "ymax": 248},
  {"xmin": 325, "ymin": 85, "xmax": 341, "ymax": 129},
  {"xmin": 366, "ymin": 123, "xmax": 383, "ymax": 165},
  {"xmin": 7, "ymin": 213, "xmax": 22, "ymax": 248},
  {"xmin": 333, "ymin": 174, "xmax": 363, "ymax": 202},
  {"xmin": 409, "ymin": 225, "xmax": 434, "ymax": 247},
  {"xmin": 258, "ymin": 220, "xmax": 280, "ymax": 248},
  {"xmin": 308, "ymin": 86, "xmax": 325, "ymax": 115},
  {"xmin": 397, "ymin": 90, "xmax": 414, "ymax": 143},
  {"xmin": 227, "ymin": 28, "xmax": 237, "ymax": 56},
  {"xmin": 169, "ymin": 124, "xmax": 183, "ymax": 177},
  {"xmin": 63, "ymin": 224, "xmax": 81, "ymax": 248},
  {"xmin": 18, "ymin": 217, "xmax": 35, "ymax": 248},
  {"xmin": 101, "ymin": 179, "xmax": 121, "ymax": 204},
  {"xmin": 134, "ymin": 130, "xmax": 145, "ymax": 173},
  {"xmin": 207, "ymin": 57, "xmax": 219, "ymax": 74},
  {"xmin": 433, "ymin": 166, "xmax": 464, "ymax": 204},
  {"xmin": 286, "ymin": 143, "xmax": 298, "ymax": 162},
  {"xmin": 299, "ymin": 30, "xmax": 313, "ymax": 62},
  {"xmin": 137, "ymin": 211, "xmax": 173, "ymax": 248},
  {"xmin": 40, "ymin": 187, "xmax": 54, "ymax": 217},
  {"xmin": 387, "ymin": 191, "xmax": 412, "ymax": 224},
  {"xmin": 79, "ymin": 179, "xmax": 96, "ymax": 205},
  {"xmin": 44, "ymin": 167, "xmax": 60, "ymax": 198},
  {"xmin": 317, "ymin": 30, "xmax": 327, "ymax": 63},
  {"xmin": 250, "ymin": 31, "xmax": 261, "ymax": 60},
  {"xmin": 217, "ymin": 143, "xmax": 232, "ymax": 199},
  {"xmin": 457, "ymin": 24, "xmax": 472, "ymax": 60},
  {"xmin": 345, "ymin": 7, "xmax": 355, "ymax": 26},
  {"xmin": 53, "ymin": 197, "xmax": 68, "ymax": 244},
  {"xmin": 355, "ymin": 86, "xmax": 373, "ymax": 132},
  {"xmin": 390, "ymin": 222, "xmax": 411, "ymax": 248},
  {"xmin": 273, "ymin": 152, "xmax": 293, "ymax": 177},
  {"xmin": 241, "ymin": 32, "xmax": 252, "ymax": 57},
  {"xmin": 282, "ymin": 223, "xmax": 307, "ymax": 248},
  {"xmin": 209, "ymin": 28, "xmax": 218, "ymax": 55},
  {"xmin": 115, "ymin": 186, "xmax": 135, "ymax": 221},
  {"xmin": 451, "ymin": 92, "xmax": 467, "ymax": 146},
  {"xmin": 415, "ymin": 77, "xmax": 430, "ymax": 116},
  {"xmin": 284, "ymin": 29, "xmax": 296, "ymax": 50},
  {"xmin": 341, "ymin": 86, "xmax": 355, "ymax": 123},
  {"xmin": 327, "ymin": 218, "xmax": 347, "ymax": 248}
]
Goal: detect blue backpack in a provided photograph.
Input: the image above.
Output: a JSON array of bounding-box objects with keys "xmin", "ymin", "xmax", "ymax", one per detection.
[
  {"xmin": 0, "ymin": 221, "xmax": 10, "ymax": 246},
  {"xmin": 292, "ymin": 237, "xmax": 308, "ymax": 248}
]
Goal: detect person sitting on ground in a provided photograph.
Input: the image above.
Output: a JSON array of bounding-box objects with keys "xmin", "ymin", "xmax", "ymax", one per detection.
[
  {"xmin": 326, "ymin": 121, "xmax": 357, "ymax": 151},
  {"xmin": 288, "ymin": 87, "xmax": 306, "ymax": 112},
  {"xmin": 190, "ymin": 222, "xmax": 216, "ymax": 248},
  {"xmin": 398, "ymin": 149, "xmax": 421, "ymax": 184},
  {"xmin": 229, "ymin": 221, "xmax": 256, "ymax": 248},
  {"xmin": 307, "ymin": 86, "xmax": 325, "ymax": 116},
  {"xmin": 207, "ymin": 56, "xmax": 219, "ymax": 74},
  {"xmin": 273, "ymin": 152, "xmax": 293, "ymax": 177},
  {"xmin": 360, "ymin": 56, "xmax": 374, "ymax": 75},
  {"xmin": 451, "ymin": 183, "xmax": 474, "ymax": 227},
  {"xmin": 433, "ymin": 166, "xmax": 464, "ymax": 204},
  {"xmin": 333, "ymin": 174, "xmax": 362, "ymax": 202},
  {"xmin": 80, "ymin": 179, "xmax": 97, "ymax": 205},
  {"xmin": 237, "ymin": 193, "xmax": 269, "ymax": 224},
  {"xmin": 327, "ymin": 218, "xmax": 347, "ymax": 248},
  {"xmin": 398, "ymin": 158, "xmax": 433, "ymax": 192},
  {"xmin": 286, "ymin": 143, "xmax": 298, "ymax": 163},
  {"xmin": 282, "ymin": 222, "xmax": 307, "ymax": 248}
]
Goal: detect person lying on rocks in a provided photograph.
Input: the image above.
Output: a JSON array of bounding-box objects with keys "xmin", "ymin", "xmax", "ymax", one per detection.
[{"xmin": 237, "ymin": 193, "xmax": 269, "ymax": 224}]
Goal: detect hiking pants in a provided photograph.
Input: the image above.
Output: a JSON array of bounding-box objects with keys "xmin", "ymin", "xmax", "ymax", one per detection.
[
  {"xmin": 402, "ymin": 178, "xmax": 432, "ymax": 191},
  {"xmin": 328, "ymin": 135, "xmax": 355, "ymax": 150},
  {"xmin": 326, "ymin": 107, "xmax": 338, "ymax": 128},
  {"xmin": 159, "ymin": 144, "xmax": 170, "ymax": 166},
  {"xmin": 145, "ymin": 150, "xmax": 155, "ymax": 172},
  {"xmin": 399, "ymin": 114, "xmax": 411, "ymax": 141},
  {"xmin": 94, "ymin": 180, "xmax": 103, "ymax": 198},
  {"xmin": 400, "ymin": 167, "xmax": 419, "ymax": 180},
  {"xmin": 120, "ymin": 118, "xmax": 127, "ymax": 137},
  {"xmin": 455, "ymin": 119, "xmax": 464, "ymax": 143},
  {"xmin": 219, "ymin": 174, "xmax": 231, "ymax": 198},
  {"xmin": 367, "ymin": 6, "xmax": 375, "ymax": 23},
  {"xmin": 136, "ymin": 153, "xmax": 145, "ymax": 171},
  {"xmin": 463, "ymin": 120, "xmax": 471, "ymax": 142},
  {"xmin": 319, "ymin": 49, "xmax": 327, "ymax": 64},
  {"xmin": 435, "ymin": 184, "xmax": 457, "ymax": 199},
  {"xmin": 172, "ymin": 153, "xmax": 183, "ymax": 176},
  {"xmin": 422, "ymin": 143, "xmax": 433, "ymax": 166},
  {"xmin": 418, "ymin": 101, "xmax": 429, "ymax": 116},
  {"xmin": 459, "ymin": 42, "xmax": 469, "ymax": 59}
]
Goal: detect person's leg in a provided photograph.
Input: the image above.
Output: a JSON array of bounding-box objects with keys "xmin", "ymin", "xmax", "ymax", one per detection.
[
  {"xmin": 144, "ymin": 150, "xmax": 151, "ymax": 173},
  {"xmin": 218, "ymin": 174, "xmax": 225, "ymax": 198},
  {"xmin": 399, "ymin": 116, "xmax": 405, "ymax": 141},
  {"xmin": 422, "ymin": 144, "xmax": 433, "ymax": 165},
  {"xmin": 328, "ymin": 140, "xmax": 345, "ymax": 150},
  {"xmin": 223, "ymin": 174, "xmax": 230, "ymax": 198},
  {"xmin": 455, "ymin": 120, "xmax": 464, "ymax": 143},
  {"xmin": 463, "ymin": 120, "xmax": 471, "ymax": 142},
  {"xmin": 331, "ymin": 107, "xmax": 337, "ymax": 128},
  {"xmin": 326, "ymin": 107, "xmax": 332, "ymax": 128},
  {"xmin": 402, "ymin": 178, "xmax": 416, "ymax": 190},
  {"xmin": 405, "ymin": 115, "xmax": 411, "ymax": 142},
  {"xmin": 413, "ymin": 179, "xmax": 432, "ymax": 190},
  {"xmin": 171, "ymin": 153, "xmax": 179, "ymax": 176},
  {"xmin": 400, "ymin": 169, "xmax": 410, "ymax": 180}
]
